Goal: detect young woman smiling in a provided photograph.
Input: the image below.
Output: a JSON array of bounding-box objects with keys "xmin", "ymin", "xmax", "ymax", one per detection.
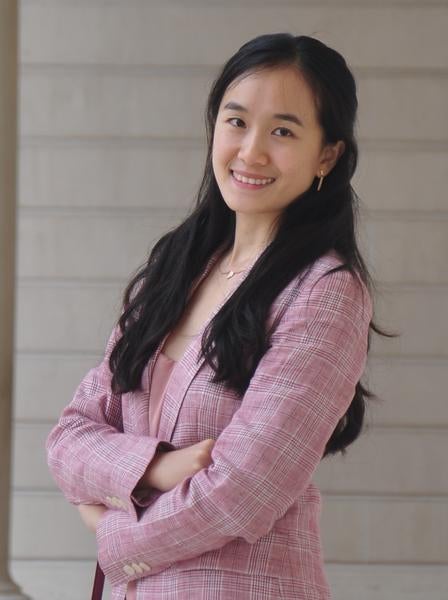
[{"xmin": 46, "ymin": 32, "xmax": 392, "ymax": 600}]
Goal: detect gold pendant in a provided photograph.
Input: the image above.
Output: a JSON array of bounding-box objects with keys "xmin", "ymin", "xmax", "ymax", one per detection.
[{"xmin": 226, "ymin": 271, "xmax": 235, "ymax": 279}]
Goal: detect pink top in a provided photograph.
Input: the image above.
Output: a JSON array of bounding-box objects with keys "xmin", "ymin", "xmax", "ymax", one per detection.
[
  {"xmin": 147, "ymin": 351, "xmax": 177, "ymax": 437},
  {"xmin": 126, "ymin": 350, "xmax": 177, "ymax": 600}
]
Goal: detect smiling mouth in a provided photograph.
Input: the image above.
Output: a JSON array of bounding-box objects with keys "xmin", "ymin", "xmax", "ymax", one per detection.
[{"xmin": 230, "ymin": 170, "xmax": 276, "ymax": 187}]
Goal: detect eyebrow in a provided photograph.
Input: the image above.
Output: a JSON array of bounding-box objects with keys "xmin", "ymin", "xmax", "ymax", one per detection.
[{"xmin": 222, "ymin": 101, "xmax": 304, "ymax": 128}]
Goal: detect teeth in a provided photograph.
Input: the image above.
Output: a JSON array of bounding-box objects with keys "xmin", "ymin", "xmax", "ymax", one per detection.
[{"xmin": 232, "ymin": 171, "xmax": 274, "ymax": 185}]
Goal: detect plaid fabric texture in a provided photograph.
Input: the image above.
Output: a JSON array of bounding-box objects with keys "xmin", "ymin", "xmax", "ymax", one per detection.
[{"xmin": 46, "ymin": 248, "xmax": 372, "ymax": 599}]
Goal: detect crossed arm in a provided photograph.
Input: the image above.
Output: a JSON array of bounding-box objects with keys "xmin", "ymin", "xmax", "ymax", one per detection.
[
  {"xmin": 77, "ymin": 439, "xmax": 216, "ymax": 531},
  {"xmin": 49, "ymin": 268, "xmax": 372, "ymax": 588},
  {"xmin": 93, "ymin": 270, "xmax": 372, "ymax": 587}
]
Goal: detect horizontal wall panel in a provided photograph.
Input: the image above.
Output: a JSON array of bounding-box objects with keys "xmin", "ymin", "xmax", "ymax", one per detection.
[
  {"xmin": 16, "ymin": 210, "xmax": 448, "ymax": 284},
  {"xmin": 19, "ymin": 142, "xmax": 448, "ymax": 213},
  {"xmin": 14, "ymin": 352, "xmax": 101, "ymax": 421},
  {"xmin": 18, "ymin": 140, "xmax": 206, "ymax": 210},
  {"xmin": 357, "ymin": 75, "xmax": 448, "ymax": 141},
  {"xmin": 371, "ymin": 285, "xmax": 448, "ymax": 357},
  {"xmin": 19, "ymin": 70, "xmax": 448, "ymax": 141},
  {"xmin": 14, "ymin": 282, "xmax": 448, "ymax": 357},
  {"xmin": 10, "ymin": 491, "xmax": 448, "ymax": 562},
  {"xmin": 17, "ymin": 209, "xmax": 179, "ymax": 279},
  {"xmin": 9, "ymin": 559, "xmax": 448, "ymax": 600},
  {"xmin": 352, "ymin": 149, "xmax": 448, "ymax": 212},
  {"xmin": 325, "ymin": 564, "xmax": 448, "ymax": 600},
  {"xmin": 363, "ymin": 218, "xmax": 448, "ymax": 285},
  {"xmin": 15, "ymin": 282, "xmax": 123, "ymax": 352},
  {"xmin": 315, "ymin": 428, "xmax": 448, "ymax": 495},
  {"xmin": 13, "ymin": 356, "xmax": 448, "ymax": 427},
  {"xmin": 13, "ymin": 423, "xmax": 55, "ymax": 490},
  {"xmin": 321, "ymin": 495, "xmax": 448, "ymax": 563},
  {"xmin": 10, "ymin": 493, "xmax": 98, "ymax": 559},
  {"xmin": 13, "ymin": 422, "xmax": 448, "ymax": 496},
  {"xmin": 10, "ymin": 560, "xmax": 112, "ymax": 600},
  {"xmin": 365, "ymin": 359, "xmax": 448, "ymax": 427},
  {"xmin": 20, "ymin": 3, "xmax": 448, "ymax": 69},
  {"xmin": 19, "ymin": 69, "xmax": 210, "ymax": 138}
]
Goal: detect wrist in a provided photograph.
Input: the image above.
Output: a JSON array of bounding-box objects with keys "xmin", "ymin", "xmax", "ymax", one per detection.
[{"xmin": 135, "ymin": 448, "xmax": 167, "ymax": 492}]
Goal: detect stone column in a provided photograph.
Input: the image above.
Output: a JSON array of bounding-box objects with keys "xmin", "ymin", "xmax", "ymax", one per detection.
[{"xmin": 0, "ymin": 1, "xmax": 30, "ymax": 598}]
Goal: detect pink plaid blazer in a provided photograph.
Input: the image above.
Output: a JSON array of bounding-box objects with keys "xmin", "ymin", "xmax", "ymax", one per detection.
[{"xmin": 46, "ymin": 247, "xmax": 372, "ymax": 600}]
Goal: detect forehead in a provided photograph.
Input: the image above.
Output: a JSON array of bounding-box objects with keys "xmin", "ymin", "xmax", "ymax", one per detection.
[{"xmin": 221, "ymin": 66, "xmax": 318, "ymax": 123}]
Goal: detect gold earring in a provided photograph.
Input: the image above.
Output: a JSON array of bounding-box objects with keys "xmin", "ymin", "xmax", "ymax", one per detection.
[{"xmin": 317, "ymin": 169, "xmax": 325, "ymax": 192}]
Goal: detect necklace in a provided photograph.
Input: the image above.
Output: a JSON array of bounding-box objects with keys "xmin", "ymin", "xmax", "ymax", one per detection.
[
  {"xmin": 218, "ymin": 245, "xmax": 268, "ymax": 279},
  {"xmin": 176, "ymin": 245, "xmax": 267, "ymax": 338}
]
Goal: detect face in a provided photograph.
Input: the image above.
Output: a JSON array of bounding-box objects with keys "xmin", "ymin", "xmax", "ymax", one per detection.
[{"xmin": 212, "ymin": 66, "xmax": 344, "ymax": 220}]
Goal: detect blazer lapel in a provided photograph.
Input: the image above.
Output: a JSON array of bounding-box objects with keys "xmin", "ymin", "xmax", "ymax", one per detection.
[
  {"xmin": 154, "ymin": 245, "xmax": 265, "ymax": 443},
  {"xmin": 124, "ymin": 251, "xmax": 220, "ymax": 438}
]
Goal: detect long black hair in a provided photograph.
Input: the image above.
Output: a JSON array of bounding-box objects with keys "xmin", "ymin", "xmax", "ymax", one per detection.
[{"xmin": 109, "ymin": 33, "xmax": 396, "ymax": 457}]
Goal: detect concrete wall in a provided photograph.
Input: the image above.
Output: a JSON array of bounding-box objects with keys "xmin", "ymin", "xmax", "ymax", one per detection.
[{"xmin": 10, "ymin": 1, "xmax": 448, "ymax": 598}]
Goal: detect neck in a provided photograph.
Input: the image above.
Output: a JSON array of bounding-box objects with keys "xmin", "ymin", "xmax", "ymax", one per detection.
[
  {"xmin": 224, "ymin": 212, "xmax": 278, "ymax": 268},
  {"xmin": 223, "ymin": 238, "xmax": 274, "ymax": 272}
]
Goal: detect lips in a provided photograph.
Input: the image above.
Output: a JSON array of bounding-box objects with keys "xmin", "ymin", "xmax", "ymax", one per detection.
[
  {"xmin": 231, "ymin": 169, "xmax": 276, "ymax": 180},
  {"xmin": 229, "ymin": 171, "xmax": 276, "ymax": 191}
]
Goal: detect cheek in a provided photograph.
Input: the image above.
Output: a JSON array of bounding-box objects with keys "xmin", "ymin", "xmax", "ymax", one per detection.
[
  {"xmin": 282, "ymin": 154, "xmax": 316, "ymax": 180},
  {"xmin": 281, "ymin": 163, "xmax": 304, "ymax": 183},
  {"xmin": 212, "ymin": 146, "xmax": 229, "ymax": 185},
  {"xmin": 211, "ymin": 138, "xmax": 223, "ymax": 172},
  {"xmin": 212, "ymin": 132, "xmax": 225, "ymax": 159},
  {"xmin": 213, "ymin": 137, "xmax": 235, "ymax": 170}
]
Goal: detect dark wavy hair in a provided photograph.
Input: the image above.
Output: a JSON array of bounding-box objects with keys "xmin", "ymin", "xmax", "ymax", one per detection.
[{"xmin": 109, "ymin": 33, "xmax": 396, "ymax": 458}]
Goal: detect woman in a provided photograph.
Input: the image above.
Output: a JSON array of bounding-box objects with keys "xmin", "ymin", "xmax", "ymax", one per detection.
[{"xmin": 46, "ymin": 33, "xmax": 391, "ymax": 599}]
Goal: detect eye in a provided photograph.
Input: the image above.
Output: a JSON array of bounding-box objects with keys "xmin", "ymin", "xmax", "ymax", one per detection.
[
  {"xmin": 225, "ymin": 118, "xmax": 294, "ymax": 138},
  {"xmin": 273, "ymin": 127, "xmax": 294, "ymax": 138},
  {"xmin": 226, "ymin": 117, "xmax": 245, "ymax": 128}
]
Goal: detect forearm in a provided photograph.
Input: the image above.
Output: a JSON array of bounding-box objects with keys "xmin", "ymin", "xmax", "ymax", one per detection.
[
  {"xmin": 132, "ymin": 438, "xmax": 215, "ymax": 498},
  {"xmin": 78, "ymin": 503, "xmax": 108, "ymax": 533},
  {"xmin": 133, "ymin": 448, "xmax": 168, "ymax": 493},
  {"xmin": 47, "ymin": 416, "xmax": 175, "ymax": 520}
]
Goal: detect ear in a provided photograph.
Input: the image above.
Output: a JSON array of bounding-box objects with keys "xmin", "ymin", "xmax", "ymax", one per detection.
[{"xmin": 317, "ymin": 140, "xmax": 345, "ymax": 177}]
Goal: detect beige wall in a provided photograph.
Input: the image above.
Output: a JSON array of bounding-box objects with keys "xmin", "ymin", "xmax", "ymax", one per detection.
[{"xmin": 10, "ymin": 1, "xmax": 448, "ymax": 599}]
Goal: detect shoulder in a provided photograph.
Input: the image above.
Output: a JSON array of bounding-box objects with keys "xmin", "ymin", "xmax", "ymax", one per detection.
[{"xmin": 279, "ymin": 250, "xmax": 373, "ymax": 330}]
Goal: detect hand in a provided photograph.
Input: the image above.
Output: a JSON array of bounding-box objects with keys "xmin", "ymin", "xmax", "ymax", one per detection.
[
  {"xmin": 136, "ymin": 438, "xmax": 216, "ymax": 493},
  {"xmin": 77, "ymin": 504, "xmax": 108, "ymax": 534}
]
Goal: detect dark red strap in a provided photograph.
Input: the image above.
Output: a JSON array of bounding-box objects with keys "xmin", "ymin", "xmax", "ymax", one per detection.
[{"xmin": 91, "ymin": 561, "xmax": 105, "ymax": 600}]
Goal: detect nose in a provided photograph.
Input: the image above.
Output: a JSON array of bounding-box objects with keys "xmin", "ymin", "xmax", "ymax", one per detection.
[{"xmin": 237, "ymin": 130, "xmax": 269, "ymax": 166}]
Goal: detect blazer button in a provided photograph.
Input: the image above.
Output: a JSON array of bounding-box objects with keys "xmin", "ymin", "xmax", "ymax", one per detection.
[
  {"xmin": 139, "ymin": 562, "xmax": 151, "ymax": 572},
  {"xmin": 123, "ymin": 564, "xmax": 135, "ymax": 576},
  {"xmin": 131, "ymin": 562, "xmax": 143, "ymax": 574}
]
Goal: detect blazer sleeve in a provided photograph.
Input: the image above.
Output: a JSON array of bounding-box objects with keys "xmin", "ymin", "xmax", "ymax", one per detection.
[
  {"xmin": 95, "ymin": 268, "xmax": 373, "ymax": 586},
  {"xmin": 45, "ymin": 322, "xmax": 176, "ymax": 522}
]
